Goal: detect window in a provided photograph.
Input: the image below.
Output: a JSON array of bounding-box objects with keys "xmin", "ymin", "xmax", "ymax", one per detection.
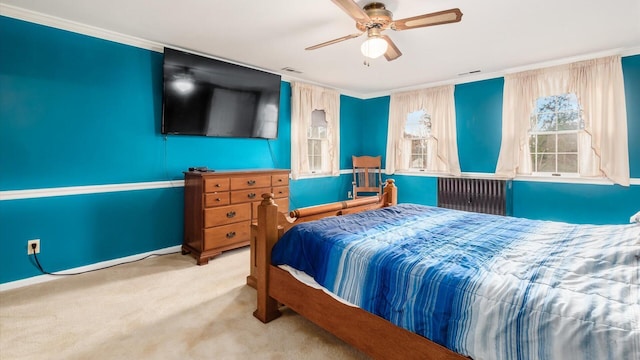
[
  {"xmin": 529, "ymin": 94, "xmax": 583, "ymax": 175},
  {"xmin": 385, "ymin": 85, "xmax": 460, "ymax": 175},
  {"xmin": 307, "ymin": 110, "xmax": 327, "ymax": 172},
  {"xmin": 496, "ymin": 56, "xmax": 629, "ymax": 185},
  {"xmin": 290, "ymin": 82, "xmax": 340, "ymax": 179},
  {"xmin": 404, "ymin": 110, "xmax": 432, "ymax": 170}
]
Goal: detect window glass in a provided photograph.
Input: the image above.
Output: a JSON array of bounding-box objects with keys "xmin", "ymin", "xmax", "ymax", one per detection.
[
  {"xmin": 405, "ymin": 110, "xmax": 431, "ymax": 138},
  {"xmin": 557, "ymin": 133, "xmax": 577, "ymax": 152},
  {"xmin": 404, "ymin": 110, "xmax": 431, "ymax": 169},
  {"xmin": 529, "ymin": 93, "xmax": 583, "ymax": 174},
  {"xmin": 411, "ymin": 140, "xmax": 428, "ymax": 168},
  {"xmin": 308, "ymin": 110, "xmax": 327, "ymax": 172},
  {"xmin": 558, "ymin": 154, "xmax": 578, "ymax": 173}
]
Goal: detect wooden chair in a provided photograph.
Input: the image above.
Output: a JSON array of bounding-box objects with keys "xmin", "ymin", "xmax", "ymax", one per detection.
[{"xmin": 352, "ymin": 155, "xmax": 383, "ymax": 199}]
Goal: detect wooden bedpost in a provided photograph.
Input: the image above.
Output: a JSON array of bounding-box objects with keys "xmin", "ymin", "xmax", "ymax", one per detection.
[
  {"xmin": 253, "ymin": 193, "xmax": 281, "ymax": 323},
  {"xmin": 383, "ymin": 179, "xmax": 397, "ymax": 206}
]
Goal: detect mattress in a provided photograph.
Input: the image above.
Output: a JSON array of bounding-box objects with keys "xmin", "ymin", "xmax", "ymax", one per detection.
[{"xmin": 271, "ymin": 204, "xmax": 640, "ymax": 360}]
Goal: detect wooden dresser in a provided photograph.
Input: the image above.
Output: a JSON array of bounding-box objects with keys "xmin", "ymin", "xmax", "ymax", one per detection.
[{"xmin": 182, "ymin": 169, "xmax": 290, "ymax": 265}]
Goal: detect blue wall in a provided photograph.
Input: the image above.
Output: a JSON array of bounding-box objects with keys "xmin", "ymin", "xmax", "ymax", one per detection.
[
  {"xmin": 455, "ymin": 78, "xmax": 504, "ymax": 173},
  {"xmin": 360, "ymin": 66, "xmax": 639, "ymax": 223},
  {"xmin": 0, "ymin": 17, "xmax": 294, "ymax": 189},
  {"xmin": 0, "ymin": 16, "xmax": 355, "ymax": 283},
  {"xmin": 363, "ymin": 57, "xmax": 640, "ymax": 224},
  {"xmin": 1, "ymin": 19, "xmax": 165, "ymax": 189},
  {"xmin": 0, "ymin": 189, "xmax": 183, "ymax": 282},
  {"xmin": 1, "ymin": 15, "xmax": 639, "ymax": 284},
  {"xmin": 512, "ymin": 55, "xmax": 640, "ymax": 224},
  {"xmin": 360, "ymin": 96, "xmax": 390, "ymax": 163},
  {"xmin": 623, "ymin": 55, "xmax": 640, "ymax": 179},
  {"xmin": 339, "ymin": 95, "xmax": 365, "ymax": 168},
  {"xmin": 512, "ymin": 182, "xmax": 640, "ymax": 224}
]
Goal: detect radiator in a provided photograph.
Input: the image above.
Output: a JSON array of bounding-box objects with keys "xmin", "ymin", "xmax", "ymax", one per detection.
[{"xmin": 437, "ymin": 177, "xmax": 511, "ymax": 215}]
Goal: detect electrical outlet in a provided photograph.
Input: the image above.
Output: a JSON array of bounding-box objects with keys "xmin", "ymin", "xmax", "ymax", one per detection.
[
  {"xmin": 27, "ymin": 239, "xmax": 40, "ymax": 255},
  {"xmin": 348, "ymin": 191, "xmax": 353, "ymax": 199}
]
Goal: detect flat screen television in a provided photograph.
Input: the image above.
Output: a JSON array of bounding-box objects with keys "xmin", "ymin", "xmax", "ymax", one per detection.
[{"xmin": 161, "ymin": 47, "xmax": 281, "ymax": 139}]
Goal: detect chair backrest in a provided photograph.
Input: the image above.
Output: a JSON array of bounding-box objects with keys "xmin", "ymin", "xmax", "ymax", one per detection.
[{"xmin": 352, "ymin": 155, "xmax": 382, "ymax": 199}]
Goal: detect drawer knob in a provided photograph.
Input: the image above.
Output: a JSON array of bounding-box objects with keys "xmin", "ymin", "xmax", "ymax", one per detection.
[
  {"xmin": 226, "ymin": 231, "xmax": 236, "ymax": 239},
  {"xmin": 278, "ymin": 178, "xmax": 283, "ymax": 182},
  {"xmin": 226, "ymin": 211, "xmax": 236, "ymax": 218},
  {"xmin": 247, "ymin": 180, "xmax": 256, "ymax": 186},
  {"xmin": 215, "ymin": 184, "xmax": 221, "ymax": 187},
  {"xmin": 215, "ymin": 198, "xmax": 221, "ymax": 202},
  {"xmin": 248, "ymin": 193, "xmax": 256, "ymax": 199}
]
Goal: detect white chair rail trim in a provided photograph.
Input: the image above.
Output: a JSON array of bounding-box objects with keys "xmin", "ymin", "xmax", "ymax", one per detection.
[
  {"xmin": 0, "ymin": 180, "xmax": 185, "ymax": 201},
  {"xmin": 1, "ymin": 175, "xmax": 638, "ymax": 201}
]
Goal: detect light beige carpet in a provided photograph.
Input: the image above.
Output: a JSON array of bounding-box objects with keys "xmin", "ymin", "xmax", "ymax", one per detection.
[{"xmin": 0, "ymin": 248, "xmax": 368, "ymax": 360}]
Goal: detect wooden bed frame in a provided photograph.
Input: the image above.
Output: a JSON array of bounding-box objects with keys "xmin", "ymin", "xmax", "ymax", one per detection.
[{"xmin": 252, "ymin": 179, "xmax": 468, "ymax": 360}]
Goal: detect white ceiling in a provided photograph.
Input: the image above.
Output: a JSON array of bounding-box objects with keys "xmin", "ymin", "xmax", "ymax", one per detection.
[{"xmin": 2, "ymin": 0, "xmax": 639, "ymax": 98}]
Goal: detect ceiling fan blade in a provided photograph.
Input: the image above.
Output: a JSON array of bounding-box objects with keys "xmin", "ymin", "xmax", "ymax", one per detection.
[
  {"xmin": 392, "ymin": 8, "xmax": 463, "ymax": 31},
  {"xmin": 305, "ymin": 32, "xmax": 363, "ymax": 50},
  {"xmin": 331, "ymin": 0, "xmax": 371, "ymax": 24},
  {"xmin": 381, "ymin": 35, "xmax": 402, "ymax": 61}
]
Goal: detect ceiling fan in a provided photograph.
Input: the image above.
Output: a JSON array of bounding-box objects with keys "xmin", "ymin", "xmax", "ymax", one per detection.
[{"xmin": 306, "ymin": 0, "xmax": 463, "ymax": 61}]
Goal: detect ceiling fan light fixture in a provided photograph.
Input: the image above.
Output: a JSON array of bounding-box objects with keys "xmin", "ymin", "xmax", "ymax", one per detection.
[
  {"xmin": 306, "ymin": 1, "xmax": 462, "ymax": 62},
  {"xmin": 361, "ymin": 36, "xmax": 388, "ymax": 59}
]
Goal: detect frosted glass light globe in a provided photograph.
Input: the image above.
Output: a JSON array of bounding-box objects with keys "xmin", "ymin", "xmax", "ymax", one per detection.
[{"xmin": 361, "ymin": 37, "xmax": 388, "ymax": 59}]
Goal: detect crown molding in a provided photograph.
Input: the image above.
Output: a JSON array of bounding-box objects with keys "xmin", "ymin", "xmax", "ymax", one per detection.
[
  {"xmin": 361, "ymin": 46, "xmax": 640, "ymax": 99},
  {"xmin": 0, "ymin": 3, "xmax": 307, "ymax": 84},
  {"xmin": 2, "ymin": 2, "xmax": 639, "ymax": 100},
  {"xmin": 0, "ymin": 3, "xmax": 164, "ymax": 52}
]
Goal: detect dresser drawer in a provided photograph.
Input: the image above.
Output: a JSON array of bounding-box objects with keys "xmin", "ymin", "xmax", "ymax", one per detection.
[
  {"xmin": 271, "ymin": 174, "xmax": 289, "ymax": 186},
  {"xmin": 231, "ymin": 187, "xmax": 270, "ymax": 204},
  {"xmin": 204, "ymin": 192, "xmax": 230, "ymax": 207},
  {"xmin": 272, "ymin": 186, "xmax": 289, "ymax": 199},
  {"xmin": 230, "ymin": 175, "xmax": 271, "ymax": 190},
  {"xmin": 183, "ymin": 170, "xmax": 289, "ymax": 266},
  {"xmin": 204, "ymin": 177, "xmax": 230, "ymax": 193},
  {"xmin": 252, "ymin": 197, "xmax": 289, "ymax": 219},
  {"xmin": 204, "ymin": 203, "xmax": 251, "ymax": 228},
  {"xmin": 204, "ymin": 221, "xmax": 250, "ymax": 250}
]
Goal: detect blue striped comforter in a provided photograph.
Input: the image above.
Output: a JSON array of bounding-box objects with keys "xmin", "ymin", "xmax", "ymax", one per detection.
[{"xmin": 271, "ymin": 204, "xmax": 640, "ymax": 359}]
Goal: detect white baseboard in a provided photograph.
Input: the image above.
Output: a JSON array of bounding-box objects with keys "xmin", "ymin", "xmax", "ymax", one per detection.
[{"xmin": 0, "ymin": 245, "xmax": 182, "ymax": 292}]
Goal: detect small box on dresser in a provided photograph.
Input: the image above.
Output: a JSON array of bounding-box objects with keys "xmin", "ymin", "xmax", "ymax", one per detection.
[{"xmin": 182, "ymin": 169, "xmax": 290, "ymax": 265}]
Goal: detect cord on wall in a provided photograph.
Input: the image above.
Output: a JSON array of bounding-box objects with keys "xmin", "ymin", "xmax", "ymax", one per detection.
[
  {"xmin": 266, "ymin": 139, "xmax": 299, "ymax": 209},
  {"xmin": 163, "ymin": 135, "xmax": 173, "ymax": 181},
  {"xmin": 267, "ymin": 139, "xmax": 278, "ymax": 169},
  {"xmin": 28, "ymin": 243, "xmax": 178, "ymax": 276}
]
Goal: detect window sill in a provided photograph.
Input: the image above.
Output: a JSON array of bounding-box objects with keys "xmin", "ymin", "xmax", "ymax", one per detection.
[
  {"xmin": 392, "ymin": 171, "xmax": 632, "ymax": 186},
  {"xmin": 514, "ymin": 175, "xmax": 615, "ymax": 186},
  {"xmin": 393, "ymin": 170, "xmax": 462, "ymax": 178},
  {"xmin": 294, "ymin": 170, "xmax": 639, "ymax": 186},
  {"xmin": 293, "ymin": 172, "xmax": 337, "ymax": 180}
]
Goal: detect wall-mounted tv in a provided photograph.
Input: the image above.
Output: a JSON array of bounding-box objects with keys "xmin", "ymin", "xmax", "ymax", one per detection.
[{"xmin": 161, "ymin": 47, "xmax": 281, "ymax": 139}]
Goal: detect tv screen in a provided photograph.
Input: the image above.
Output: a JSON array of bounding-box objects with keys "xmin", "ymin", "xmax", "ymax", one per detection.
[{"xmin": 161, "ymin": 47, "xmax": 281, "ymax": 139}]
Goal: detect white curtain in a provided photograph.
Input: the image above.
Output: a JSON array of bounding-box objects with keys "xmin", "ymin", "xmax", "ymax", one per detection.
[
  {"xmin": 385, "ymin": 85, "xmax": 461, "ymax": 175},
  {"xmin": 571, "ymin": 57, "xmax": 629, "ymax": 186},
  {"xmin": 495, "ymin": 55, "xmax": 629, "ymax": 186},
  {"xmin": 290, "ymin": 82, "xmax": 340, "ymax": 180}
]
